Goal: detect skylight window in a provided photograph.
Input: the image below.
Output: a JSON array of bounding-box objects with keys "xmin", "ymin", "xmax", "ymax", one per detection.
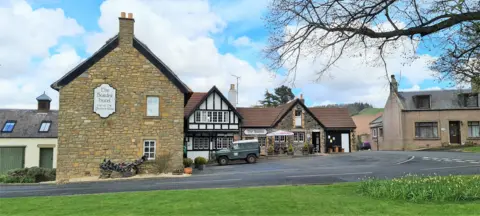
[
  {"xmin": 39, "ymin": 121, "xmax": 51, "ymax": 132},
  {"xmin": 2, "ymin": 121, "xmax": 16, "ymax": 133}
]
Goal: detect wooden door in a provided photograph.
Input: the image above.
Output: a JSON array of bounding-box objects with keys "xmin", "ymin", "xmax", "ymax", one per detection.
[
  {"xmin": 39, "ymin": 148, "xmax": 54, "ymax": 169},
  {"xmin": 449, "ymin": 121, "xmax": 461, "ymax": 144},
  {"xmin": 0, "ymin": 147, "xmax": 25, "ymax": 174}
]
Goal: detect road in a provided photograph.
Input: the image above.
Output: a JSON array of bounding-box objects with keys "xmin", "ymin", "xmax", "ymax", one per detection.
[{"xmin": 1, "ymin": 151, "xmax": 479, "ymax": 198}]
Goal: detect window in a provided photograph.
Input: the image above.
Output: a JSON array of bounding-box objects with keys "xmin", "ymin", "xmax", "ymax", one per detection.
[
  {"xmin": 274, "ymin": 136, "xmax": 286, "ymax": 142},
  {"xmin": 414, "ymin": 95, "xmax": 430, "ymax": 109},
  {"xmin": 143, "ymin": 140, "xmax": 156, "ymax": 160},
  {"xmin": 216, "ymin": 137, "xmax": 233, "ymax": 149},
  {"xmin": 293, "ymin": 132, "xmax": 305, "ymax": 142},
  {"xmin": 372, "ymin": 128, "xmax": 377, "ymax": 137},
  {"xmin": 459, "ymin": 94, "xmax": 479, "ymax": 107},
  {"xmin": 468, "ymin": 121, "xmax": 480, "ymax": 137},
  {"xmin": 379, "ymin": 128, "xmax": 383, "ymax": 137},
  {"xmin": 195, "ymin": 111, "xmax": 229, "ymax": 123},
  {"xmin": 415, "ymin": 122, "xmax": 439, "ymax": 138},
  {"xmin": 1, "ymin": 121, "xmax": 15, "ymax": 133},
  {"xmin": 258, "ymin": 137, "xmax": 266, "ymax": 147},
  {"xmin": 193, "ymin": 137, "xmax": 210, "ymax": 150},
  {"xmin": 146, "ymin": 96, "xmax": 159, "ymax": 116},
  {"xmin": 38, "ymin": 121, "xmax": 51, "ymax": 132},
  {"xmin": 295, "ymin": 110, "xmax": 302, "ymax": 116}
]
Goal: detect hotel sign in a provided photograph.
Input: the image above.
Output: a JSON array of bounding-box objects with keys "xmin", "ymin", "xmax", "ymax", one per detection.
[{"xmin": 94, "ymin": 84, "xmax": 116, "ymax": 118}]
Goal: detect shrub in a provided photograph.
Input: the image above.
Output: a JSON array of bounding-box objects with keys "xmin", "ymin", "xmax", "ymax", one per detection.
[
  {"xmin": 183, "ymin": 158, "xmax": 193, "ymax": 168},
  {"xmin": 3, "ymin": 167, "xmax": 56, "ymax": 183},
  {"xmin": 153, "ymin": 151, "xmax": 174, "ymax": 174},
  {"xmin": 0, "ymin": 174, "xmax": 7, "ymax": 183},
  {"xmin": 268, "ymin": 145, "xmax": 274, "ymax": 154},
  {"xmin": 288, "ymin": 144, "xmax": 294, "ymax": 153},
  {"xmin": 358, "ymin": 174, "xmax": 480, "ymax": 202},
  {"xmin": 194, "ymin": 157, "xmax": 207, "ymax": 165},
  {"xmin": 303, "ymin": 143, "xmax": 309, "ymax": 151}
]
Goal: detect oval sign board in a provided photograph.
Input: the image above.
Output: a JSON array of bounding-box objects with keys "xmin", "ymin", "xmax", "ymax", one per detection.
[{"xmin": 94, "ymin": 84, "xmax": 116, "ymax": 118}]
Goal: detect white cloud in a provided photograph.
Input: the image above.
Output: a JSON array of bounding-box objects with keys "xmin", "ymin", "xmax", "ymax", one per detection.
[
  {"xmin": 0, "ymin": 0, "xmax": 84, "ymax": 109},
  {"xmin": 230, "ymin": 36, "xmax": 252, "ymax": 47},
  {"xmin": 85, "ymin": 0, "xmax": 282, "ymax": 107}
]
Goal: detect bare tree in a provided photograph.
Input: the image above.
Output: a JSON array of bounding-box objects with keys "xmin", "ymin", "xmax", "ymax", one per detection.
[{"xmin": 264, "ymin": 0, "xmax": 480, "ymax": 85}]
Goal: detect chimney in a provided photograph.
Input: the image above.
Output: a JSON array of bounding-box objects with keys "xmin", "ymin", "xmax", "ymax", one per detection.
[
  {"xmin": 228, "ymin": 84, "xmax": 237, "ymax": 108},
  {"xmin": 36, "ymin": 92, "xmax": 52, "ymax": 112},
  {"xmin": 390, "ymin": 75, "xmax": 398, "ymax": 93},
  {"xmin": 119, "ymin": 11, "xmax": 134, "ymax": 46},
  {"xmin": 472, "ymin": 76, "xmax": 480, "ymax": 93},
  {"xmin": 299, "ymin": 94, "xmax": 305, "ymax": 104}
]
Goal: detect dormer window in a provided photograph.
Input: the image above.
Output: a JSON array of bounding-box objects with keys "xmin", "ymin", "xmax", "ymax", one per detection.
[
  {"xmin": 39, "ymin": 121, "xmax": 52, "ymax": 132},
  {"xmin": 2, "ymin": 121, "xmax": 16, "ymax": 133},
  {"xmin": 459, "ymin": 93, "xmax": 478, "ymax": 107},
  {"xmin": 414, "ymin": 95, "xmax": 430, "ymax": 109}
]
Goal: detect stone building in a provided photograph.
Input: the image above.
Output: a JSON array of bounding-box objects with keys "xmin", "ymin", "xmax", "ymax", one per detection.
[
  {"xmin": 372, "ymin": 75, "xmax": 480, "ymax": 150},
  {"xmin": 51, "ymin": 12, "xmax": 191, "ymax": 181}
]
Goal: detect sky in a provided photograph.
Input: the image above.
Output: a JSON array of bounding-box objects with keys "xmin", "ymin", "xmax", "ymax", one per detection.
[{"xmin": 0, "ymin": 0, "xmax": 458, "ymax": 110}]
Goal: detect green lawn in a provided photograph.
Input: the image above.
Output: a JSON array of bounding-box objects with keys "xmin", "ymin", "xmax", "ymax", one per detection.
[
  {"xmin": 463, "ymin": 146, "xmax": 480, "ymax": 153},
  {"xmin": 1, "ymin": 183, "xmax": 479, "ymax": 216},
  {"xmin": 356, "ymin": 108, "xmax": 384, "ymax": 115}
]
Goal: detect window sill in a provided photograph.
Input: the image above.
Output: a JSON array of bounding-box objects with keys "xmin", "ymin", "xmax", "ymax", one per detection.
[
  {"xmin": 414, "ymin": 138, "xmax": 440, "ymax": 140},
  {"xmin": 144, "ymin": 116, "xmax": 161, "ymax": 120},
  {"xmin": 467, "ymin": 137, "xmax": 480, "ymax": 140}
]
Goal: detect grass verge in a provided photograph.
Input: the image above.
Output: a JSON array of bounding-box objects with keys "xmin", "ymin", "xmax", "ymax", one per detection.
[
  {"xmin": 1, "ymin": 181, "xmax": 479, "ymax": 216},
  {"xmin": 358, "ymin": 175, "xmax": 480, "ymax": 203},
  {"xmin": 462, "ymin": 146, "xmax": 480, "ymax": 153}
]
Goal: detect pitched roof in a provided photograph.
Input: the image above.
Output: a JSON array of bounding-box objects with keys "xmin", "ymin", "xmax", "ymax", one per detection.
[
  {"xmin": 51, "ymin": 35, "xmax": 192, "ymax": 94},
  {"xmin": 237, "ymin": 108, "xmax": 282, "ymax": 127},
  {"xmin": 183, "ymin": 86, "xmax": 243, "ymax": 119},
  {"xmin": 397, "ymin": 89, "xmax": 479, "ymax": 110},
  {"xmin": 184, "ymin": 92, "xmax": 208, "ymax": 117},
  {"xmin": 238, "ymin": 99, "xmax": 355, "ymax": 129},
  {"xmin": 0, "ymin": 109, "xmax": 58, "ymax": 138},
  {"xmin": 309, "ymin": 107, "xmax": 356, "ymax": 129},
  {"xmin": 369, "ymin": 115, "xmax": 383, "ymax": 127}
]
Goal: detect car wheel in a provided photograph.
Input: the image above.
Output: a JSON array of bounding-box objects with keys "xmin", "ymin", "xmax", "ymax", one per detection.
[
  {"xmin": 246, "ymin": 154, "xmax": 257, "ymax": 164},
  {"xmin": 218, "ymin": 157, "xmax": 229, "ymax": 166}
]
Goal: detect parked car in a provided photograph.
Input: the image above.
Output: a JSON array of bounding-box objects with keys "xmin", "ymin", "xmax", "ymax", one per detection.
[
  {"xmin": 215, "ymin": 139, "xmax": 260, "ymax": 165},
  {"xmin": 360, "ymin": 142, "xmax": 372, "ymax": 150}
]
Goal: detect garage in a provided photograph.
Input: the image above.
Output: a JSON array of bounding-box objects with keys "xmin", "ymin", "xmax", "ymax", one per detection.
[{"xmin": 0, "ymin": 147, "xmax": 25, "ymax": 174}]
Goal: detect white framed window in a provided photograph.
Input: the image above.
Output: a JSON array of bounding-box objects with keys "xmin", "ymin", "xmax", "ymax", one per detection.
[
  {"xmin": 293, "ymin": 132, "xmax": 305, "ymax": 142},
  {"xmin": 195, "ymin": 111, "xmax": 229, "ymax": 123},
  {"xmin": 216, "ymin": 137, "xmax": 233, "ymax": 149},
  {"xmin": 372, "ymin": 128, "xmax": 377, "ymax": 137},
  {"xmin": 143, "ymin": 140, "xmax": 156, "ymax": 160},
  {"xmin": 194, "ymin": 137, "xmax": 210, "ymax": 150},
  {"xmin": 274, "ymin": 135, "xmax": 286, "ymax": 142},
  {"xmin": 39, "ymin": 121, "xmax": 51, "ymax": 132},
  {"xmin": 468, "ymin": 121, "xmax": 480, "ymax": 137},
  {"xmin": 415, "ymin": 122, "xmax": 438, "ymax": 138},
  {"xmin": 146, "ymin": 96, "xmax": 159, "ymax": 116}
]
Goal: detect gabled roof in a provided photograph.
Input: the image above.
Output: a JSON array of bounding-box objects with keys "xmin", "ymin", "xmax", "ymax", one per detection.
[
  {"xmin": 51, "ymin": 35, "xmax": 192, "ymax": 94},
  {"xmin": 397, "ymin": 89, "xmax": 479, "ymax": 111},
  {"xmin": 309, "ymin": 107, "xmax": 356, "ymax": 129},
  {"xmin": 238, "ymin": 99, "xmax": 355, "ymax": 129},
  {"xmin": 184, "ymin": 86, "xmax": 243, "ymax": 119},
  {"xmin": 0, "ymin": 109, "xmax": 58, "ymax": 138}
]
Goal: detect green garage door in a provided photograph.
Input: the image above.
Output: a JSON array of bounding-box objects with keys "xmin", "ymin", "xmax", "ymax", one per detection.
[{"xmin": 0, "ymin": 147, "xmax": 25, "ymax": 174}]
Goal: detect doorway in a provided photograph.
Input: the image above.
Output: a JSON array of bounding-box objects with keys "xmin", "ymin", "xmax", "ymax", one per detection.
[
  {"xmin": 449, "ymin": 121, "xmax": 461, "ymax": 144},
  {"xmin": 39, "ymin": 148, "xmax": 54, "ymax": 169},
  {"xmin": 312, "ymin": 132, "xmax": 320, "ymax": 153}
]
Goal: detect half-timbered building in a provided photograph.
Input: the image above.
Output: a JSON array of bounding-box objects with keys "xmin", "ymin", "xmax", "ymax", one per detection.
[{"xmin": 184, "ymin": 85, "xmax": 243, "ymax": 160}]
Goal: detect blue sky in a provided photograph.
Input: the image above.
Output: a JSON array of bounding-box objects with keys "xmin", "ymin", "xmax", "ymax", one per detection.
[{"xmin": 0, "ymin": 0, "xmax": 455, "ymax": 109}]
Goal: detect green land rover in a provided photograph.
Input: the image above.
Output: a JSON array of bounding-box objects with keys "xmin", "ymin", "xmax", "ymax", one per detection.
[{"xmin": 215, "ymin": 139, "xmax": 260, "ymax": 165}]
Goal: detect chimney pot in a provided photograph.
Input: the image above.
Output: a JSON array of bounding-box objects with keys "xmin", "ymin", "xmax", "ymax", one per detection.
[
  {"xmin": 230, "ymin": 84, "xmax": 235, "ymax": 90},
  {"xmin": 120, "ymin": 12, "xmax": 126, "ymax": 18},
  {"xmin": 127, "ymin": 13, "xmax": 133, "ymax": 19},
  {"xmin": 300, "ymin": 94, "xmax": 303, "ymax": 99}
]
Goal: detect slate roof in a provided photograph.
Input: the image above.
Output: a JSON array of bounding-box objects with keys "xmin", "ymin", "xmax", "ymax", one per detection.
[
  {"xmin": 369, "ymin": 115, "xmax": 383, "ymax": 127},
  {"xmin": 397, "ymin": 89, "xmax": 479, "ymax": 110},
  {"xmin": 237, "ymin": 99, "xmax": 355, "ymax": 129},
  {"xmin": 51, "ymin": 35, "xmax": 192, "ymax": 94},
  {"xmin": 36, "ymin": 93, "xmax": 52, "ymax": 101},
  {"xmin": 0, "ymin": 109, "xmax": 58, "ymax": 138}
]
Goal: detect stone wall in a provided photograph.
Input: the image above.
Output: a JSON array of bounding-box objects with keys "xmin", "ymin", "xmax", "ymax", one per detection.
[
  {"xmin": 56, "ymin": 17, "xmax": 184, "ymax": 181},
  {"xmin": 275, "ymin": 103, "xmax": 325, "ymax": 153}
]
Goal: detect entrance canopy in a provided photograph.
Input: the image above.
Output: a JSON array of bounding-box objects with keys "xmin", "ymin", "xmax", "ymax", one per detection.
[{"xmin": 266, "ymin": 130, "xmax": 294, "ymax": 137}]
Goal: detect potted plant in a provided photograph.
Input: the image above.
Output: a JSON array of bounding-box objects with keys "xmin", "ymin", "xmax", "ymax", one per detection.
[
  {"xmin": 183, "ymin": 158, "xmax": 193, "ymax": 174},
  {"xmin": 302, "ymin": 143, "xmax": 309, "ymax": 155},
  {"xmin": 268, "ymin": 145, "xmax": 274, "ymax": 155},
  {"xmin": 195, "ymin": 157, "xmax": 207, "ymax": 170},
  {"xmin": 287, "ymin": 144, "xmax": 294, "ymax": 156}
]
